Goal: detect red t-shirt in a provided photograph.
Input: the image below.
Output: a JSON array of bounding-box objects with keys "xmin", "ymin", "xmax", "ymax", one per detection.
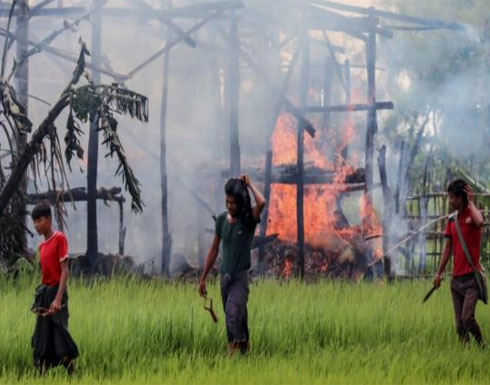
[
  {"xmin": 38, "ymin": 231, "xmax": 68, "ymax": 286},
  {"xmin": 444, "ymin": 207, "xmax": 482, "ymax": 277}
]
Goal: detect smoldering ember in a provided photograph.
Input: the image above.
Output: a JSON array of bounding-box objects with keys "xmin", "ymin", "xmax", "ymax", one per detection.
[{"xmin": 0, "ymin": 0, "xmax": 490, "ymax": 383}]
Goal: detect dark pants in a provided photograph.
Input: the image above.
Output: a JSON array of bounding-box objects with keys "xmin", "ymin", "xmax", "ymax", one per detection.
[
  {"xmin": 220, "ymin": 271, "xmax": 249, "ymax": 343},
  {"xmin": 31, "ymin": 285, "xmax": 79, "ymax": 370},
  {"xmin": 451, "ymin": 274, "xmax": 484, "ymax": 344}
]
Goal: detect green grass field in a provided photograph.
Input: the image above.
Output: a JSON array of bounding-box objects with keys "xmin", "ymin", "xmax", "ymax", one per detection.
[{"xmin": 1, "ymin": 274, "xmax": 489, "ymax": 385}]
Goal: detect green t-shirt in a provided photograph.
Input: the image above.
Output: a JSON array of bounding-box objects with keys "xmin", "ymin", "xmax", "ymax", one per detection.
[{"xmin": 215, "ymin": 211, "xmax": 258, "ymax": 277}]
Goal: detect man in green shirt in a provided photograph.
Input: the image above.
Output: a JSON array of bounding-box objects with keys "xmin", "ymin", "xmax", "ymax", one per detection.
[{"xmin": 199, "ymin": 174, "xmax": 266, "ymax": 355}]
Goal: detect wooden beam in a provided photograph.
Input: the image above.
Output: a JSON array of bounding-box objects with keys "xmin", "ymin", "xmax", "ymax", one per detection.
[
  {"xmin": 126, "ymin": 10, "xmax": 226, "ymax": 79},
  {"xmin": 321, "ymin": 31, "xmax": 346, "ymax": 91},
  {"xmin": 308, "ymin": 5, "xmax": 393, "ymax": 38},
  {"xmin": 27, "ymin": 187, "xmax": 125, "ymax": 205},
  {"xmin": 309, "ymin": 0, "xmax": 465, "ymax": 30},
  {"xmin": 303, "ymin": 101, "xmax": 393, "ymax": 113},
  {"xmin": 0, "ymin": 1, "xmax": 244, "ymax": 18},
  {"xmin": 30, "ymin": 0, "xmax": 58, "ymax": 15},
  {"xmin": 310, "ymin": 37, "xmax": 345, "ymax": 53},
  {"xmin": 0, "ymin": 28, "xmax": 129, "ymax": 81},
  {"xmin": 10, "ymin": 1, "xmax": 109, "ymax": 78},
  {"xmin": 212, "ymin": 23, "xmax": 316, "ymax": 137},
  {"xmin": 129, "ymin": 0, "xmax": 196, "ymax": 48}
]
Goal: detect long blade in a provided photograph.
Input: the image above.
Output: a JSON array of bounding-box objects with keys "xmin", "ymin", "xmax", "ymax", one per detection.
[{"xmin": 422, "ymin": 286, "xmax": 437, "ymax": 303}]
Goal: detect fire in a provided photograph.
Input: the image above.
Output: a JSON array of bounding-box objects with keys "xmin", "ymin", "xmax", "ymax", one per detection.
[
  {"xmin": 266, "ymin": 110, "xmax": 384, "ymax": 268},
  {"xmin": 283, "ymin": 259, "xmax": 293, "ymax": 279},
  {"xmin": 360, "ymin": 195, "xmax": 384, "ymax": 261},
  {"xmin": 267, "ymin": 112, "xmax": 358, "ymax": 248}
]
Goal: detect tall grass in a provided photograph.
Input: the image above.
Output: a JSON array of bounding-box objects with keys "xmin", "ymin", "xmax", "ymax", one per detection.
[{"xmin": 0, "ymin": 274, "xmax": 489, "ymax": 384}]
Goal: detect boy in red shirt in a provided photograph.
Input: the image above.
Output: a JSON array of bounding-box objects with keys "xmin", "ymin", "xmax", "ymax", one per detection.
[
  {"xmin": 31, "ymin": 201, "xmax": 78, "ymax": 374},
  {"xmin": 434, "ymin": 179, "xmax": 485, "ymax": 345}
]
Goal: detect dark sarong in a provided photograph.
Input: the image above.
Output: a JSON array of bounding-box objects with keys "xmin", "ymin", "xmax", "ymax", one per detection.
[
  {"xmin": 220, "ymin": 271, "xmax": 249, "ymax": 343},
  {"xmin": 31, "ymin": 284, "xmax": 79, "ymax": 369}
]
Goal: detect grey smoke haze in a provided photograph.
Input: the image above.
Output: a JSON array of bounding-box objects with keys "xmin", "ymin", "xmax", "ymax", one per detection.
[{"xmin": 0, "ymin": 0, "xmax": 484, "ymax": 273}]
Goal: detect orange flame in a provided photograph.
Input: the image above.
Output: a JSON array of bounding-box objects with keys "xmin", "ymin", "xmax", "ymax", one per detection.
[
  {"xmin": 283, "ymin": 259, "xmax": 293, "ymax": 279},
  {"xmin": 267, "ymin": 113, "xmax": 359, "ymax": 249}
]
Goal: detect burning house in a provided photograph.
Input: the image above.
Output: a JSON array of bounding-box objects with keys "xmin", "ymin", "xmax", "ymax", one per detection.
[{"xmin": 0, "ymin": 0, "xmax": 475, "ymax": 279}]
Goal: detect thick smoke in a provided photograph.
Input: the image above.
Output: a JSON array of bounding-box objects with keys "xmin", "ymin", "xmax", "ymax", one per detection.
[{"xmin": 0, "ymin": 0, "xmax": 484, "ymax": 274}]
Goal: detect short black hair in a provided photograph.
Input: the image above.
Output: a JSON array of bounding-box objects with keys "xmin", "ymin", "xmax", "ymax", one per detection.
[
  {"xmin": 447, "ymin": 179, "xmax": 468, "ymax": 205},
  {"xmin": 224, "ymin": 178, "xmax": 254, "ymax": 228},
  {"xmin": 31, "ymin": 200, "xmax": 52, "ymax": 220}
]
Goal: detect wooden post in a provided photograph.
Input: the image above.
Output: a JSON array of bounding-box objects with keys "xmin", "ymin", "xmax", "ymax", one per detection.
[
  {"xmin": 258, "ymin": 150, "xmax": 272, "ymax": 273},
  {"xmin": 296, "ymin": 30, "xmax": 309, "ymax": 279},
  {"xmin": 364, "ymin": 25, "xmax": 377, "ymax": 212},
  {"xmin": 377, "ymin": 145, "xmax": 392, "ymax": 277},
  {"xmin": 341, "ymin": 59, "xmax": 351, "ymax": 160},
  {"xmin": 258, "ymin": 27, "xmax": 280, "ymax": 275},
  {"xmin": 229, "ymin": 11, "xmax": 240, "ymax": 177},
  {"xmin": 395, "ymin": 141, "xmax": 405, "ymax": 214},
  {"xmin": 321, "ymin": 57, "xmax": 333, "ymax": 150},
  {"xmin": 208, "ymin": 28, "xmax": 224, "ymax": 215},
  {"xmin": 160, "ymin": 2, "xmax": 172, "ymax": 276},
  {"xmin": 13, "ymin": 0, "xmax": 29, "ymax": 251},
  {"xmin": 363, "ymin": 20, "xmax": 377, "ymax": 268},
  {"xmin": 86, "ymin": 0, "xmax": 101, "ymax": 271},
  {"xmin": 118, "ymin": 200, "xmax": 126, "ymax": 256}
]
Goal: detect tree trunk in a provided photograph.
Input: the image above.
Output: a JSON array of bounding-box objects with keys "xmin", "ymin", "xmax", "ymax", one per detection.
[
  {"xmin": 86, "ymin": 1, "xmax": 101, "ymax": 271},
  {"xmin": 0, "ymin": 96, "xmax": 70, "ymax": 214},
  {"xmin": 12, "ymin": 0, "xmax": 29, "ymax": 252}
]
